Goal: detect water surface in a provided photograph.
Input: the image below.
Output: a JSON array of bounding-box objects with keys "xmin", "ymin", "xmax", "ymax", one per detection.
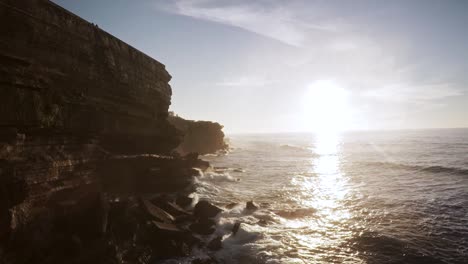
[{"xmin": 194, "ymin": 129, "xmax": 468, "ymax": 263}]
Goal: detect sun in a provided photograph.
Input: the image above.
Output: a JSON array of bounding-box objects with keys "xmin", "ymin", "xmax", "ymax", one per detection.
[{"xmin": 301, "ymin": 80, "xmax": 352, "ymax": 133}]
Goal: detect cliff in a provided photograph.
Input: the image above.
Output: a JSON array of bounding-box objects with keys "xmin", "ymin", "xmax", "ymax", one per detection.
[
  {"xmin": 168, "ymin": 113, "xmax": 228, "ymax": 155},
  {"xmin": 0, "ymin": 0, "xmax": 179, "ymax": 154},
  {"xmin": 0, "ymin": 1, "xmax": 213, "ymax": 263}
]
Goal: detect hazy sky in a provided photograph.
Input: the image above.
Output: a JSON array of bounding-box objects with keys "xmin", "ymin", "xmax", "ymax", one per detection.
[{"xmin": 54, "ymin": 0, "xmax": 468, "ymax": 133}]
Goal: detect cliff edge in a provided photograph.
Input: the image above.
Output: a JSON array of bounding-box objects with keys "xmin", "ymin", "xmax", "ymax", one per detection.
[
  {"xmin": 0, "ymin": 1, "xmax": 217, "ymax": 263},
  {"xmin": 168, "ymin": 113, "xmax": 228, "ymax": 155},
  {"xmin": 0, "ymin": 0, "xmax": 179, "ymax": 154}
]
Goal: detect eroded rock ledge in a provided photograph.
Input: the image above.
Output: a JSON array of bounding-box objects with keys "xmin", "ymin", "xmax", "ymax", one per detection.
[
  {"xmin": 169, "ymin": 113, "xmax": 228, "ymax": 155},
  {"xmin": 0, "ymin": 0, "xmax": 179, "ymax": 154},
  {"xmin": 0, "ymin": 1, "xmax": 219, "ymax": 263}
]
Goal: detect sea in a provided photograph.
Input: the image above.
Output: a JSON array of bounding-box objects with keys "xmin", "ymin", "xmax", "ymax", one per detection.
[{"xmin": 171, "ymin": 128, "xmax": 468, "ymax": 264}]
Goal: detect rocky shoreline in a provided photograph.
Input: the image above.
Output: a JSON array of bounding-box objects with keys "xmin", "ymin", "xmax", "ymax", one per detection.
[{"xmin": 0, "ymin": 1, "xmax": 230, "ymax": 263}]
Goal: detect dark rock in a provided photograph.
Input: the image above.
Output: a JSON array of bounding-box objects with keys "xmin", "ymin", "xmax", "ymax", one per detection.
[
  {"xmin": 194, "ymin": 201, "xmax": 222, "ymax": 219},
  {"xmin": 207, "ymin": 236, "xmax": 223, "ymax": 251},
  {"xmin": 0, "ymin": 0, "xmax": 223, "ymax": 262},
  {"xmin": 192, "ymin": 257, "xmax": 218, "ymax": 264},
  {"xmin": 232, "ymin": 222, "xmax": 241, "ymax": 236},
  {"xmin": 169, "ymin": 113, "xmax": 228, "ymax": 155},
  {"xmin": 139, "ymin": 198, "xmax": 175, "ymax": 223},
  {"xmin": 106, "ymin": 198, "xmax": 135, "ymax": 233},
  {"xmin": 176, "ymin": 194, "xmax": 193, "ymax": 208},
  {"xmin": 246, "ymin": 201, "xmax": 259, "ymax": 211},
  {"xmin": 0, "ymin": 1, "xmax": 178, "ymax": 155},
  {"xmin": 174, "ymin": 214, "xmax": 195, "ymax": 225},
  {"xmin": 195, "ymin": 159, "xmax": 211, "ymax": 171},
  {"xmin": 137, "ymin": 220, "xmax": 200, "ymax": 260},
  {"xmin": 152, "ymin": 221, "xmax": 181, "ymax": 233},
  {"xmin": 158, "ymin": 201, "xmax": 191, "ymax": 218},
  {"xmin": 189, "ymin": 218, "xmax": 216, "ymax": 235},
  {"xmin": 100, "ymin": 155, "xmax": 199, "ymax": 194}
]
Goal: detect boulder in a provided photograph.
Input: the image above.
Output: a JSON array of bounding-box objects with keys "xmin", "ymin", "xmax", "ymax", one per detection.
[
  {"xmin": 194, "ymin": 201, "xmax": 222, "ymax": 219},
  {"xmin": 207, "ymin": 236, "xmax": 223, "ymax": 251},
  {"xmin": 139, "ymin": 198, "xmax": 175, "ymax": 223},
  {"xmin": 232, "ymin": 222, "xmax": 241, "ymax": 236},
  {"xmin": 189, "ymin": 218, "xmax": 216, "ymax": 235},
  {"xmin": 150, "ymin": 196, "xmax": 191, "ymax": 218},
  {"xmin": 165, "ymin": 202, "xmax": 192, "ymax": 218},
  {"xmin": 246, "ymin": 201, "xmax": 259, "ymax": 211},
  {"xmin": 152, "ymin": 221, "xmax": 181, "ymax": 234},
  {"xmin": 176, "ymin": 194, "xmax": 193, "ymax": 208}
]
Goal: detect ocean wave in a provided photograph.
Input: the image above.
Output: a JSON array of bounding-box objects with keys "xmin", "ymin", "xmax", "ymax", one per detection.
[
  {"xmin": 347, "ymin": 231, "xmax": 446, "ymax": 264},
  {"xmin": 201, "ymin": 148, "xmax": 231, "ymax": 157},
  {"xmin": 361, "ymin": 161, "xmax": 468, "ymax": 176},
  {"xmin": 213, "ymin": 166, "xmax": 245, "ymax": 173},
  {"xmin": 279, "ymin": 144, "xmax": 310, "ymax": 151},
  {"xmin": 273, "ymin": 208, "xmax": 317, "ymax": 219},
  {"xmin": 195, "ymin": 168, "xmax": 241, "ymax": 183}
]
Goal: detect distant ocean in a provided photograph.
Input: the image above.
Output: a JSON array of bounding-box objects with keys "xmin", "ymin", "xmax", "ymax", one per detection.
[{"xmin": 172, "ymin": 129, "xmax": 468, "ymax": 263}]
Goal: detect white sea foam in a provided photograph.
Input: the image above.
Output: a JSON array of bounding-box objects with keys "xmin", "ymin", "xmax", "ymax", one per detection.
[
  {"xmin": 188, "ymin": 130, "xmax": 468, "ymax": 263},
  {"xmin": 197, "ymin": 167, "xmax": 241, "ymax": 183}
]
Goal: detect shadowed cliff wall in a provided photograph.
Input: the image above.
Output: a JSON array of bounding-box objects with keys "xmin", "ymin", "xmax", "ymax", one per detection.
[
  {"xmin": 0, "ymin": 1, "xmax": 199, "ymax": 259},
  {"xmin": 0, "ymin": 0, "xmax": 179, "ymax": 154}
]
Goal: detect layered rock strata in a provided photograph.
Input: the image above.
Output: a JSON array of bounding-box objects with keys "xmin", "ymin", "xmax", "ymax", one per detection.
[
  {"xmin": 0, "ymin": 1, "xmax": 215, "ymax": 263},
  {"xmin": 168, "ymin": 113, "xmax": 228, "ymax": 155},
  {"xmin": 0, "ymin": 0, "xmax": 179, "ymax": 154}
]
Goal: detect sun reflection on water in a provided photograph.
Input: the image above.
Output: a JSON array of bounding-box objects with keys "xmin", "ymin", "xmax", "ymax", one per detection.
[{"xmin": 288, "ymin": 132, "xmax": 354, "ymax": 261}]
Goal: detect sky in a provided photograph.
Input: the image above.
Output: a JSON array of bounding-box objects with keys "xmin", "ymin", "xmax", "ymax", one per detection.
[{"xmin": 53, "ymin": 0, "xmax": 468, "ymax": 133}]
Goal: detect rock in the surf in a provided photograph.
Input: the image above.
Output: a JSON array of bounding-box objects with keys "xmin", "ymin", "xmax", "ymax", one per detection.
[
  {"xmin": 189, "ymin": 218, "xmax": 217, "ymax": 235},
  {"xmin": 246, "ymin": 201, "xmax": 259, "ymax": 211},
  {"xmin": 232, "ymin": 222, "xmax": 241, "ymax": 236},
  {"xmin": 207, "ymin": 236, "xmax": 223, "ymax": 251},
  {"xmin": 176, "ymin": 194, "xmax": 193, "ymax": 208},
  {"xmin": 194, "ymin": 201, "xmax": 223, "ymax": 219}
]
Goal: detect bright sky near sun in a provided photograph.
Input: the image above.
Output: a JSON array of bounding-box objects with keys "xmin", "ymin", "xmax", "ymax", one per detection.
[{"xmin": 53, "ymin": 0, "xmax": 468, "ymax": 133}]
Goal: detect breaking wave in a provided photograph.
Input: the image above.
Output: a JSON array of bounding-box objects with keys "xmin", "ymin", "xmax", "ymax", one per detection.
[{"xmin": 361, "ymin": 161, "xmax": 468, "ymax": 176}]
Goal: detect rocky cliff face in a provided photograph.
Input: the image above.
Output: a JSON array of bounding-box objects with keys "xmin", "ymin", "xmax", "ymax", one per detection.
[
  {"xmin": 0, "ymin": 1, "xmax": 210, "ymax": 263},
  {"xmin": 0, "ymin": 0, "xmax": 179, "ymax": 154},
  {"xmin": 168, "ymin": 114, "xmax": 228, "ymax": 155}
]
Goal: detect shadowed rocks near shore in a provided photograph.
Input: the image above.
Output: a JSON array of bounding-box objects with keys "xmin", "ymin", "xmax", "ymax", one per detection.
[
  {"xmin": 168, "ymin": 113, "xmax": 228, "ymax": 155},
  {"xmin": 0, "ymin": 0, "xmax": 222, "ymax": 263}
]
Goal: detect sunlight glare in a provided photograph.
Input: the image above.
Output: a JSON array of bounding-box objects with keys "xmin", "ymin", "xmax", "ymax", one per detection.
[
  {"xmin": 288, "ymin": 133, "xmax": 353, "ymax": 257},
  {"xmin": 302, "ymin": 80, "xmax": 352, "ymax": 133}
]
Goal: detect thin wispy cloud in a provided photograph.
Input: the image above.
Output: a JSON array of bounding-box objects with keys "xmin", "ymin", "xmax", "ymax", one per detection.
[
  {"xmin": 363, "ymin": 83, "xmax": 463, "ymax": 103},
  {"xmin": 157, "ymin": 0, "xmax": 336, "ymax": 46},
  {"xmin": 151, "ymin": 0, "xmax": 468, "ymax": 130},
  {"xmin": 215, "ymin": 76, "xmax": 273, "ymax": 87}
]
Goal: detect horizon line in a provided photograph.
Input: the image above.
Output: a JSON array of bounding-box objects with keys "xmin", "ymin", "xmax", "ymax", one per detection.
[{"xmin": 225, "ymin": 126, "xmax": 468, "ymax": 135}]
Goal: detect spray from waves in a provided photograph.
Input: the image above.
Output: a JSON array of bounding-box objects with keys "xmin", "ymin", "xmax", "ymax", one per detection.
[
  {"xmin": 359, "ymin": 161, "xmax": 468, "ymax": 176},
  {"xmin": 195, "ymin": 167, "xmax": 242, "ymax": 183},
  {"xmin": 185, "ymin": 130, "xmax": 468, "ymax": 263},
  {"xmin": 160, "ymin": 198, "xmax": 287, "ymax": 264},
  {"xmin": 188, "ymin": 171, "xmax": 335, "ymax": 264}
]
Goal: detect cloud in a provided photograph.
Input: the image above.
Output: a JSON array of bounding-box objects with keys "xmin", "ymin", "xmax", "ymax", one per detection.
[
  {"xmin": 156, "ymin": 0, "xmax": 336, "ymax": 46},
  {"xmin": 363, "ymin": 82, "xmax": 464, "ymax": 103},
  {"xmin": 154, "ymin": 0, "xmax": 468, "ymax": 131},
  {"xmin": 215, "ymin": 75, "xmax": 273, "ymax": 87}
]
